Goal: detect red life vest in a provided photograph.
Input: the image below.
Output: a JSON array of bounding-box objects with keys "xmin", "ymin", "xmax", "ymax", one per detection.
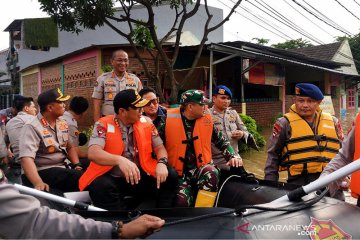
[
  {"xmin": 350, "ymin": 114, "xmax": 360, "ymax": 198},
  {"xmin": 79, "ymin": 115, "xmax": 156, "ymax": 191},
  {"xmin": 165, "ymin": 108, "xmax": 213, "ymax": 176}
]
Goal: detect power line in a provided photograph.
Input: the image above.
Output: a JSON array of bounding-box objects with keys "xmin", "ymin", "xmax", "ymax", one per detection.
[
  {"xmin": 298, "ymin": 0, "xmax": 353, "ymax": 36},
  {"xmin": 354, "ymin": 0, "xmax": 360, "ymax": 8},
  {"xmin": 334, "ymin": 0, "xmax": 360, "ymax": 21},
  {"xmin": 282, "ymin": 0, "xmax": 335, "ymax": 39},
  {"xmin": 249, "ymin": 0, "xmax": 324, "ymax": 44},
  {"xmin": 239, "ymin": 5, "xmax": 293, "ymax": 40},
  {"xmin": 218, "ymin": 0, "xmax": 289, "ymax": 41}
]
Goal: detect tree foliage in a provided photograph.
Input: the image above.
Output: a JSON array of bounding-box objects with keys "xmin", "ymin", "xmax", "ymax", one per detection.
[
  {"xmin": 335, "ymin": 34, "xmax": 360, "ymax": 72},
  {"xmin": 238, "ymin": 114, "xmax": 266, "ymax": 152},
  {"xmin": 252, "ymin": 37, "xmax": 269, "ymax": 46},
  {"xmin": 38, "ymin": 0, "xmax": 242, "ymax": 103},
  {"xmin": 271, "ymin": 38, "xmax": 313, "ymax": 50}
]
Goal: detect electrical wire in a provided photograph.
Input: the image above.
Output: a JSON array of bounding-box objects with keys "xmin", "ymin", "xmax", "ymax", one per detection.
[
  {"xmin": 281, "ymin": 0, "xmax": 335, "ymax": 38},
  {"xmin": 239, "ymin": 5, "xmax": 293, "ymax": 40},
  {"xmin": 299, "ymin": 0, "xmax": 353, "ymax": 36},
  {"xmin": 218, "ymin": 0, "xmax": 289, "ymax": 41},
  {"xmin": 249, "ymin": 0, "xmax": 324, "ymax": 44},
  {"xmin": 334, "ymin": 0, "xmax": 360, "ymax": 21}
]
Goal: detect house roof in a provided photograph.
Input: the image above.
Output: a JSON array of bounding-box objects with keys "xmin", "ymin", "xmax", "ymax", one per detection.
[
  {"xmin": 4, "ymin": 19, "xmax": 22, "ymax": 32},
  {"xmin": 289, "ymin": 42, "xmax": 343, "ymax": 61}
]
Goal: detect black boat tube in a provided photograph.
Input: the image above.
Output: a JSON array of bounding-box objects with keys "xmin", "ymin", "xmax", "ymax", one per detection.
[{"xmin": 273, "ymin": 159, "xmax": 360, "ymax": 203}]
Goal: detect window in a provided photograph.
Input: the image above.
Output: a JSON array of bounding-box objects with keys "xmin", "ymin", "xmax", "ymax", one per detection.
[{"xmin": 347, "ymin": 89, "xmax": 355, "ymax": 109}]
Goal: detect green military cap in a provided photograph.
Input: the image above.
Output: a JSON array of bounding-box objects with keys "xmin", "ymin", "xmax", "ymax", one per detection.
[{"xmin": 180, "ymin": 89, "xmax": 209, "ymax": 105}]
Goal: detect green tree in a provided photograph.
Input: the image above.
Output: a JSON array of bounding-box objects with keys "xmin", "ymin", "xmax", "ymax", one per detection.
[
  {"xmin": 38, "ymin": 0, "xmax": 242, "ymax": 103},
  {"xmin": 252, "ymin": 37, "xmax": 269, "ymax": 46},
  {"xmin": 335, "ymin": 34, "xmax": 360, "ymax": 72},
  {"xmin": 271, "ymin": 38, "xmax": 313, "ymax": 49}
]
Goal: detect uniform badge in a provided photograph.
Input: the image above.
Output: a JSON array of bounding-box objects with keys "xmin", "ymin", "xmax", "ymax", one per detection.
[
  {"xmin": 43, "ymin": 129, "xmax": 49, "ymax": 135},
  {"xmin": 108, "ymin": 93, "xmax": 113, "ymax": 100},
  {"xmin": 75, "ymin": 130, "xmax": 79, "ymax": 137},
  {"xmin": 47, "ymin": 146, "xmax": 56, "ymax": 153},
  {"xmin": 40, "ymin": 118, "xmax": 48, "ymax": 127},
  {"xmin": 218, "ymin": 88, "xmax": 225, "ymax": 94},
  {"xmin": 272, "ymin": 122, "xmax": 282, "ymax": 137},
  {"xmin": 95, "ymin": 80, "xmax": 99, "ymax": 87},
  {"xmin": 47, "ymin": 139, "xmax": 54, "ymax": 145},
  {"xmin": 96, "ymin": 125, "xmax": 106, "ymax": 137}
]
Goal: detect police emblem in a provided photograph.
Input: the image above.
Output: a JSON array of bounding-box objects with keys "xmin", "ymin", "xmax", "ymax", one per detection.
[
  {"xmin": 47, "ymin": 146, "xmax": 56, "ymax": 153},
  {"xmin": 295, "ymin": 87, "xmax": 300, "ymax": 95},
  {"xmin": 218, "ymin": 88, "xmax": 226, "ymax": 94},
  {"xmin": 108, "ymin": 93, "xmax": 113, "ymax": 100}
]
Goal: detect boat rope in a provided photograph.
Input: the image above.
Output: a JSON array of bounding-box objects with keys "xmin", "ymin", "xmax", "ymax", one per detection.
[{"xmin": 164, "ymin": 187, "xmax": 328, "ymax": 227}]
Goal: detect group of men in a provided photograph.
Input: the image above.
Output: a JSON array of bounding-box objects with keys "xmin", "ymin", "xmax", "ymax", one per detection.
[{"xmin": 1, "ymin": 48, "xmax": 360, "ymax": 238}]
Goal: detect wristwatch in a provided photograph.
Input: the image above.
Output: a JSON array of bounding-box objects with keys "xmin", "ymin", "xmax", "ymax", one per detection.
[{"xmin": 158, "ymin": 157, "xmax": 168, "ymax": 166}]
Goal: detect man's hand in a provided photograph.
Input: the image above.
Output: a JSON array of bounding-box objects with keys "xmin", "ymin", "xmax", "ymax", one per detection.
[
  {"xmin": 118, "ymin": 157, "xmax": 141, "ymax": 185},
  {"xmin": 34, "ymin": 181, "xmax": 49, "ymax": 191},
  {"xmin": 155, "ymin": 163, "xmax": 168, "ymax": 189},
  {"xmin": 226, "ymin": 157, "xmax": 243, "ymax": 167},
  {"xmin": 121, "ymin": 214, "xmax": 165, "ymax": 239},
  {"xmin": 231, "ymin": 130, "xmax": 244, "ymax": 140}
]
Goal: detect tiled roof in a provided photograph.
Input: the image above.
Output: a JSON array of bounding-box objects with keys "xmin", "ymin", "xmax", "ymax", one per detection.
[{"xmin": 289, "ymin": 42, "xmax": 342, "ymax": 61}]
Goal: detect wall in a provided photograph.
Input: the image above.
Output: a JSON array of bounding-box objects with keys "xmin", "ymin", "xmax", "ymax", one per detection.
[
  {"xmin": 230, "ymin": 101, "xmax": 283, "ymax": 127},
  {"xmin": 64, "ymin": 56, "xmax": 97, "ymax": 129}
]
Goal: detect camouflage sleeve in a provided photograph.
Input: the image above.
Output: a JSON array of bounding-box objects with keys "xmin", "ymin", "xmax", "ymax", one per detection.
[
  {"xmin": 211, "ymin": 125, "xmax": 236, "ymax": 161},
  {"xmin": 157, "ymin": 121, "xmax": 166, "ymax": 143}
]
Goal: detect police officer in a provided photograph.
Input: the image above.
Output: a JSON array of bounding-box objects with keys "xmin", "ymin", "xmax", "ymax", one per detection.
[
  {"xmin": 265, "ymin": 83, "xmax": 343, "ymax": 186},
  {"xmin": 0, "ymin": 170, "xmax": 165, "ymax": 239},
  {"xmin": 159, "ymin": 89, "xmax": 242, "ymax": 207},
  {"xmin": 210, "ymin": 85, "xmax": 249, "ymax": 171},
  {"xmin": 62, "ymin": 96, "xmax": 89, "ymax": 168},
  {"xmin": 79, "ymin": 89, "xmax": 178, "ymax": 210},
  {"xmin": 19, "ymin": 88, "xmax": 83, "ymax": 192},
  {"xmin": 321, "ymin": 113, "xmax": 359, "ymax": 202},
  {"xmin": 5, "ymin": 96, "xmax": 37, "ymax": 183},
  {"xmin": 92, "ymin": 49, "xmax": 143, "ymax": 122}
]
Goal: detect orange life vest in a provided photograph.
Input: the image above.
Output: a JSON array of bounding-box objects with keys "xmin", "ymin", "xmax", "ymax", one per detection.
[
  {"xmin": 165, "ymin": 108, "xmax": 213, "ymax": 176},
  {"xmin": 79, "ymin": 115, "xmax": 156, "ymax": 191},
  {"xmin": 350, "ymin": 114, "xmax": 360, "ymax": 198}
]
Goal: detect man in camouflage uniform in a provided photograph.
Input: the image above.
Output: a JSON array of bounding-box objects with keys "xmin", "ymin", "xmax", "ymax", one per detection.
[
  {"xmin": 139, "ymin": 87, "xmax": 167, "ymax": 139},
  {"xmin": 159, "ymin": 90, "xmax": 242, "ymax": 207},
  {"xmin": 210, "ymin": 85, "xmax": 249, "ymax": 171},
  {"xmin": 265, "ymin": 83, "xmax": 343, "ymax": 187},
  {"xmin": 92, "ymin": 49, "xmax": 143, "ymax": 122}
]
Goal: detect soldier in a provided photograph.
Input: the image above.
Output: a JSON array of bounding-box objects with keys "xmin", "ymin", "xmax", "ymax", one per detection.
[
  {"xmin": 62, "ymin": 96, "xmax": 89, "ymax": 169},
  {"xmin": 139, "ymin": 87, "xmax": 167, "ymax": 139},
  {"xmin": 5, "ymin": 96, "xmax": 37, "ymax": 183},
  {"xmin": 265, "ymin": 83, "xmax": 343, "ymax": 186},
  {"xmin": 92, "ymin": 49, "xmax": 143, "ymax": 122},
  {"xmin": 19, "ymin": 88, "xmax": 83, "ymax": 192},
  {"xmin": 159, "ymin": 90, "xmax": 242, "ymax": 207},
  {"xmin": 79, "ymin": 89, "xmax": 178, "ymax": 210},
  {"xmin": 210, "ymin": 85, "xmax": 249, "ymax": 171}
]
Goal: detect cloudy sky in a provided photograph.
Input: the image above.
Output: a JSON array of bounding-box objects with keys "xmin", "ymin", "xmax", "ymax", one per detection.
[{"xmin": 1, "ymin": 0, "xmax": 360, "ymax": 50}]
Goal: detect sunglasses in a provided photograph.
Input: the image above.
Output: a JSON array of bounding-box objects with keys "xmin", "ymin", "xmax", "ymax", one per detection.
[{"xmin": 148, "ymin": 98, "xmax": 159, "ymax": 105}]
